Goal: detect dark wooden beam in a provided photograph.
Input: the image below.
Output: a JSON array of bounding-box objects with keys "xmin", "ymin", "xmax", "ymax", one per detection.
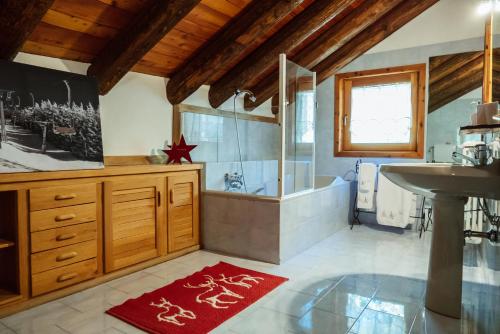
[
  {"xmin": 87, "ymin": 0, "xmax": 200, "ymax": 95},
  {"xmin": 429, "ymin": 51, "xmax": 483, "ymax": 85},
  {"xmin": 245, "ymin": 0, "xmax": 404, "ymax": 109},
  {"xmin": 0, "ymin": 0, "xmax": 55, "ymax": 60},
  {"xmin": 208, "ymin": 0, "xmax": 358, "ymax": 108},
  {"xmin": 312, "ymin": 0, "xmax": 440, "ymax": 83},
  {"xmin": 429, "ymin": 71, "xmax": 483, "ymax": 112},
  {"xmin": 166, "ymin": 0, "xmax": 299, "ymax": 105},
  {"xmin": 428, "ymin": 51, "xmax": 486, "ymax": 113},
  {"xmin": 429, "ymin": 54, "xmax": 483, "ymax": 99}
]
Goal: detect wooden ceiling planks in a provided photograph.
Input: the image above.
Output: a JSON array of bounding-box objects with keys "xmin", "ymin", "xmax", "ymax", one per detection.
[
  {"xmin": 245, "ymin": 0, "xmax": 402, "ymax": 109},
  {"xmin": 166, "ymin": 0, "xmax": 305, "ymax": 105},
  {"xmin": 208, "ymin": 0, "xmax": 360, "ymax": 108},
  {"xmin": 14, "ymin": 0, "xmax": 440, "ymax": 100},
  {"xmin": 87, "ymin": 0, "xmax": 202, "ymax": 94},
  {"xmin": 20, "ymin": 0, "xmax": 253, "ymax": 80}
]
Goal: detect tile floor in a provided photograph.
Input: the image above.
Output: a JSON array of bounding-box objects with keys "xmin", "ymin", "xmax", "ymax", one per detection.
[{"xmin": 1, "ymin": 224, "xmax": 499, "ymax": 334}]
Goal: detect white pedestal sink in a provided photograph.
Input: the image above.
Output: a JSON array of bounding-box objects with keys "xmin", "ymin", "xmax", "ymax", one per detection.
[{"xmin": 380, "ymin": 163, "xmax": 500, "ymax": 319}]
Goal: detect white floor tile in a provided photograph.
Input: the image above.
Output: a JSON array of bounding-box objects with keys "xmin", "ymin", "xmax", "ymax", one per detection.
[{"xmin": 1, "ymin": 225, "xmax": 499, "ymax": 334}]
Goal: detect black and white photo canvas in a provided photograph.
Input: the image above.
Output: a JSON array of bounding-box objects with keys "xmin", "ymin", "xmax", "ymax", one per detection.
[{"xmin": 0, "ymin": 60, "xmax": 104, "ymax": 173}]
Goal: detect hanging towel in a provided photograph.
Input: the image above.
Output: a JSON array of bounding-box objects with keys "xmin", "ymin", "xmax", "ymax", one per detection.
[
  {"xmin": 357, "ymin": 163, "xmax": 377, "ymax": 211},
  {"xmin": 376, "ymin": 172, "xmax": 414, "ymax": 228}
]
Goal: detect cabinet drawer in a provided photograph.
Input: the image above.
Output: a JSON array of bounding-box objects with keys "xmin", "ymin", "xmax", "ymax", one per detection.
[
  {"xmin": 30, "ymin": 184, "xmax": 96, "ymax": 211},
  {"xmin": 31, "ymin": 222, "xmax": 97, "ymax": 253},
  {"xmin": 31, "ymin": 258, "xmax": 98, "ymax": 296},
  {"xmin": 31, "ymin": 240, "xmax": 97, "ymax": 274},
  {"xmin": 30, "ymin": 203, "xmax": 96, "ymax": 232}
]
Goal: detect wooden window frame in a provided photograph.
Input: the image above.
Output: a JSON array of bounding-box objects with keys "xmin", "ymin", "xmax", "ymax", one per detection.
[{"xmin": 334, "ymin": 64, "xmax": 426, "ymax": 158}]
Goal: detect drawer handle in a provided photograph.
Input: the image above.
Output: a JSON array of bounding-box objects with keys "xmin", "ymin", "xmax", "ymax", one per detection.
[
  {"xmin": 56, "ymin": 233, "xmax": 77, "ymax": 241},
  {"xmin": 170, "ymin": 189, "xmax": 174, "ymax": 204},
  {"xmin": 55, "ymin": 214, "xmax": 76, "ymax": 222},
  {"xmin": 56, "ymin": 251, "xmax": 78, "ymax": 262},
  {"xmin": 57, "ymin": 272, "xmax": 78, "ymax": 282},
  {"xmin": 55, "ymin": 193, "xmax": 77, "ymax": 201}
]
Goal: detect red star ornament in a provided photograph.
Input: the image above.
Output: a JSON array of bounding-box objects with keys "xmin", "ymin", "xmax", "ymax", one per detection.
[{"xmin": 163, "ymin": 135, "xmax": 197, "ymax": 164}]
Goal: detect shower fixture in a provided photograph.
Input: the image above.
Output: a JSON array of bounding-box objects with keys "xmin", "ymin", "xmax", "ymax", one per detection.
[
  {"xmin": 235, "ymin": 89, "xmax": 256, "ymax": 103},
  {"xmin": 231, "ymin": 88, "xmax": 257, "ymax": 194}
]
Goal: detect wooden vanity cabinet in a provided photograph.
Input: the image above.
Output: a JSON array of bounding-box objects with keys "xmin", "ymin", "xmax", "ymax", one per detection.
[
  {"xmin": 28, "ymin": 183, "xmax": 101, "ymax": 296},
  {"xmin": 103, "ymin": 176, "xmax": 165, "ymax": 272},
  {"xmin": 167, "ymin": 172, "xmax": 199, "ymax": 252},
  {"xmin": 0, "ymin": 164, "xmax": 201, "ymax": 317}
]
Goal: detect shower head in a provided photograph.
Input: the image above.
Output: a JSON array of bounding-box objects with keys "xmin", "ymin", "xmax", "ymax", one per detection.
[{"xmin": 235, "ymin": 89, "xmax": 256, "ymax": 103}]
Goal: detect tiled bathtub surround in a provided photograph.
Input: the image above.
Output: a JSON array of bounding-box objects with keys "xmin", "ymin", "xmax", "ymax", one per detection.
[
  {"xmin": 202, "ymin": 176, "xmax": 350, "ymax": 264},
  {"xmin": 205, "ymin": 160, "xmax": 279, "ymax": 196},
  {"xmin": 280, "ymin": 177, "xmax": 350, "ymax": 261}
]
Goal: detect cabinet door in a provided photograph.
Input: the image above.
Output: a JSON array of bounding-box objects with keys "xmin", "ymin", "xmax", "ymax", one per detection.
[
  {"xmin": 167, "ymin": 172, "xmax": 199, "ymax": 252},
  {"xmin": 104, "ymin": 177, "xmax": 165, "ymax": 272}
]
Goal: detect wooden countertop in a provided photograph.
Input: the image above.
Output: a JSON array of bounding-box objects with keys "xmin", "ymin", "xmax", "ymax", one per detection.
[{"xmin": 0, "ymin": 163, "xmax": 203, "ymax": 184}]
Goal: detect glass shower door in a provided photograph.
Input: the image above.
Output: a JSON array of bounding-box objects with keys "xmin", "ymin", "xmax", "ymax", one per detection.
[{"xmin": 279, "ymin": 54, "xmax": 316, "ymax": 196}]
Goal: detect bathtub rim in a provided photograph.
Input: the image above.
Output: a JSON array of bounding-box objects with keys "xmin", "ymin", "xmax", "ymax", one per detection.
[{"xmin": 202, "ymin": 175, "xmax": 347, "ymax": 202}]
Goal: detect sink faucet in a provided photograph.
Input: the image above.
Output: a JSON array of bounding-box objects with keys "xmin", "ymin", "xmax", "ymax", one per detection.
[{"xmin": 452, "ymin": 143, "xmax": 491, "ymax": 167}]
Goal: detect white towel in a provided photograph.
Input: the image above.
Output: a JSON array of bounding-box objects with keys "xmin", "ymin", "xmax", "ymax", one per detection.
[
  {"xmin": 357, "ymin": 163, "xmax": 377, "ymax": 211},
  {"xmin": 376, "ymin": 172, "xmax": 415, "ymax": 228}
]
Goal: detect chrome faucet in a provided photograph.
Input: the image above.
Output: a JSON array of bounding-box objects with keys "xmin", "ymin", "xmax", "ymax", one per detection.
[
  {"xmin": 452, "ymin": 143, "xmax": 492, "ymax": 167},
  {"xmin": 224, "ymin": 172, "xmax": 244, "ymax": 191}
]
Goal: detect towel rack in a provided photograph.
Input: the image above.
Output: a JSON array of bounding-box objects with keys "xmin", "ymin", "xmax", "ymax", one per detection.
[
  {"xmin": 350, "ymin": 159, "xmax": 377, "ymax": 229},
  {"xmin": 350, "ymin": 159, "xmax": 429, "ymax": 232}
]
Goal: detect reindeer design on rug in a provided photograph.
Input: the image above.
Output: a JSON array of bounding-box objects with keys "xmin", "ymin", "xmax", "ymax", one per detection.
[
  {"xmin": 184, "ymin": 273, "xmax": 264, "ymax": 309},
  {"xmin": 150, "ymin": 298, "xmax": 196, "ymax": 326}
]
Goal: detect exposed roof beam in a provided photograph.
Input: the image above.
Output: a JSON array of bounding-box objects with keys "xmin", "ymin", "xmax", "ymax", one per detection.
[
  {"xmin": 429, "ymin": 51, "xmax": 483, "ymax": 85},
  {"xmin": 208, "ymin": 0, "xmax": 358, "ymax": 108},
  {"xmin": 0, "ymin": 0, "xmax": 55, "ymax": 60},
  {"xmin": 312, "ymin": 0, "xmax": 439, "ymax": 83},
  {"xmin": 428, "ymin": 51, "xmax": 486, "ymax": 113},
  {"xmin": 245, "ymin": 0, "xmax": 404, "ymax": 109},
  {"xmin": 166, "ymin": 0, "xmax": 299, "ymax": 105},
  {"xmin": 429, "ymin": 71, "xmax": 483, "ymax": 112},
  {"xmin": 87, "ymin": 0, "xmax": 200, "ymax": 95}
]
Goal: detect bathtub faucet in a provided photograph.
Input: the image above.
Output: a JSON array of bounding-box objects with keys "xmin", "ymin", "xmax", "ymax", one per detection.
[{"xmin": 225, "ymin": 172, "xmax": 244, "ymax": 191}]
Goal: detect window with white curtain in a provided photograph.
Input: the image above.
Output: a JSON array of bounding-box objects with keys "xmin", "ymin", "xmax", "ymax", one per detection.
[
  {"xmin": 334, "ymin": 64, "xmax": 426, "ymax": 158},
  {"xmin": 350, "ymin": 82, "xmax": 412, "ymax": 144}
]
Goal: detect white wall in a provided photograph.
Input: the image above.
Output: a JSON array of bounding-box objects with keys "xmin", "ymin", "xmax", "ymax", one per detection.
[
  {"xmin": 370, "ymin": 0, "xmax": 496, "ymax": 54},
  {"xmin": 13, "ymin": 52, "xmax": 272, "ymax": 156}
]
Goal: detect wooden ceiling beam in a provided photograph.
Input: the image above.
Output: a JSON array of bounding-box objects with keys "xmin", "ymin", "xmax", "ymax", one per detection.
[
  {"xmin": 429, "ymin": 55, "xmax": 484, "ymax": 99},
  {"xmin": 245, "ymin": 0, "xmax": 405, "ymax": 109},
  {"xmin": 0, "ymin": 0, "xmax": 55, "ymax": 60},
  {"xmin": 312, "ymin": 0, "xmax": 439, "ymax": 84},
  {"xmin": 428, "ymin": 71, "xmax": 483, "ymax": 112},
  {"xmin": 166, "ymin": 0, "xmax": 299, "ymax": 105},
  {"xmin": 208, "ymin": 0, "xmax": 358, "ymax": 108},
  {"xmin": 427, "ymin": 49, "xmax": 500, "ymax": 112},
  {"xmin": 247, "ymin": 0, "xmax": 439, "ymax": 109},
  {"xmin": 87, "ymin": 0, "xmax": 200, "ymax": 95},
  {"xmin": 429, "ymin": 51, "xmax": 483, "ymax": 85}
]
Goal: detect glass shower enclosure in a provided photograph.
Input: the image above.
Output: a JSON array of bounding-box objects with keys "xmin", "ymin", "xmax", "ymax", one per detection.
[
  {"xmin": 180, "ymin": 54, "xmax": 316, "ymax": 198},
  {"xmin": 280, "ymin": 54, "xmax": 316, "ymax": 196}
]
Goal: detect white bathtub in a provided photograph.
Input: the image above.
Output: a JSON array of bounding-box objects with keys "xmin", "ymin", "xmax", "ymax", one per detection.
[{"xmin": 202, "ymin": 176, "xmax": 350, "ymax": 263}]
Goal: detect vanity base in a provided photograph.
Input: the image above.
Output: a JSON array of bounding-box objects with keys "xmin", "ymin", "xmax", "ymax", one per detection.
[{"xmin": 425, "ymin": 196, "xmax": 467, "ymax": 319}]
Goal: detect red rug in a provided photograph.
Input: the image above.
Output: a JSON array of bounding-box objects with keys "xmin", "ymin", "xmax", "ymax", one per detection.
[{"xmin": 107, "ymin": 261, "xmax": 288, "ymax": 334}]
